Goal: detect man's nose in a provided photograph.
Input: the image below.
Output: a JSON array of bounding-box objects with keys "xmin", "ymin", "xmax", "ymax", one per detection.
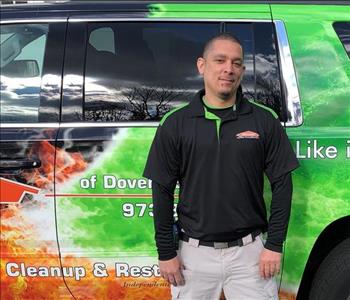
[{"xmin": 223, "ymin": 62, "xmax": 234, "ymax": 73}]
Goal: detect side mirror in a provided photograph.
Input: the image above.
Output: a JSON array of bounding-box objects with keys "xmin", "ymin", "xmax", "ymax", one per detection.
[{"xmin": 1, "ymin": 59, "xmax": 40, "ymax": 77}]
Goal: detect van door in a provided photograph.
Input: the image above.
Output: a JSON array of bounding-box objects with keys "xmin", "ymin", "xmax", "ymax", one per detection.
[
  {"xmin": 0, "ymin": 21, "xmax": 70, "ymax": 298},
  {"xmin": 57, "ymin": 18, "xmax": 222, "ymax": 299}
]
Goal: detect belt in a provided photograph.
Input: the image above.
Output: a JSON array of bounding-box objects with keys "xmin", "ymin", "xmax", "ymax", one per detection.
[{"xmin": 179, "ymin": 230, "xmax": 261, "ymax": 249}]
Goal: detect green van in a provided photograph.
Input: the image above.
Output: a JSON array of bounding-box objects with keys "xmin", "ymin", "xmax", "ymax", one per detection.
[{"xmin": 0, "ymin": 1, "xmax": 349, "ymax": 299}]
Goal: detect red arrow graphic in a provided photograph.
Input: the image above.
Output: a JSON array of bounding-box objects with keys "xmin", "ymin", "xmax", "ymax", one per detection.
[{"xmin": 0, "ymin": 177, "xmax": 40, "ymax": 204}]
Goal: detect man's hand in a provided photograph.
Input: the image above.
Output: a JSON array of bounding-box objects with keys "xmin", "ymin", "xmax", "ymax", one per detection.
[
  {"xmin": 259, "ymin": 248, "xmax": 282, "ymax": 279},
  {"xmin": 159, "ymin": 256, "xmax": 185, "ymax": 286}
]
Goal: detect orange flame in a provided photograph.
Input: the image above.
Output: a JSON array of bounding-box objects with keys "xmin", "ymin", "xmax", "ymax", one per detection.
[
  {"xmin": 1, "ymin": 206, "xmax": 71, "ymax": 299},
  {"xmin": 22, "ymin": 141, "xmax": 87, "ymax": 189},
  {"xmin": 1, "ymin": 140, "xmax": 88, "ymax": 299},
  {"xmin": 1, "ymin": 140, "xmax": 171, "ymax": 299}
]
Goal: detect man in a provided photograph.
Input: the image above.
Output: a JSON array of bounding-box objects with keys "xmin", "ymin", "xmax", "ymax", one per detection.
[{"xmin": 143, "ymin": 33, "xmax": 299, "ymax": 300}]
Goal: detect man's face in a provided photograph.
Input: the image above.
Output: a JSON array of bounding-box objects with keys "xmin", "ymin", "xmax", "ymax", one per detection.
[{"xmin": 197, "ymin": 39, "xmax": 245, "ymax": 100}]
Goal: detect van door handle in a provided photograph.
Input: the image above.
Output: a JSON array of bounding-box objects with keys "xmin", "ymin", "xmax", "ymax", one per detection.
[{"xmin": 0, "ymin": 159, "xmax": 41, "ymax": 170}]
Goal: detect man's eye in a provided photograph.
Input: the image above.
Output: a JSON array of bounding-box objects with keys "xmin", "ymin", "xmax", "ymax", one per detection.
[{"xmin": 215, "ymin": 59, "xmax": 224, "ymax": 63}]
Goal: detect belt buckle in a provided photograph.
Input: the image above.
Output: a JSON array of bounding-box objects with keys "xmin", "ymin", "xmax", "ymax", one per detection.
[
  {"xmin": 214, "ymin": 242, "xmax": 229, "ymax": 249},
  {"xmin": 242, "ymin": 234, "xmax": 253, "ymax": 246},
  {"xmin": 188, "ymin": 238, "xmax": 200, "ymax": 247}
]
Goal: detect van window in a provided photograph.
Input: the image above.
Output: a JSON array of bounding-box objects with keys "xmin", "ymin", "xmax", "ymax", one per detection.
[
  {"xmin": 333, "ymin": 22, "xmax": 350, "ymax": 58},
  {"xmin": 84, "ymin": 22, "xmax": 282, "ymax": 122},
  {"xmin": 0, "ymin": 24, "xmax": 48, "ymax": 123},
  {"xmin": 226, "ymin": 23, "xmax": 284, "ymax": 119},
  {"xmin": 84, "ymin": 22, "xmax": 220, "ymax": 122}
]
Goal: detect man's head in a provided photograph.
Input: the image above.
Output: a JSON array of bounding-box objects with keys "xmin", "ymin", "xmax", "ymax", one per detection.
[{"xmin": 197, "ymin": 33, "xmax": 245, "ymax": 102}]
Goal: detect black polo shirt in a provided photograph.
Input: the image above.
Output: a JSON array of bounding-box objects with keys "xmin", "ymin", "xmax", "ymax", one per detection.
[{"xmin": 144, "ymin": 89, "xmax": 299, "ymax": 254}]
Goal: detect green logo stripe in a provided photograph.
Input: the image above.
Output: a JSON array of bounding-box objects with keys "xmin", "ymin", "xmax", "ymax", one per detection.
[
  {"xmin": 160, "ymin": 103, "xmax": 189, "ymax": 126},
  {"xmin": 248, "ymin": 100, "xmax": 278, "ymax": 119},
  {"xmin": 204, "ymin": 106, "xmax": 221, "ymax": 141}
]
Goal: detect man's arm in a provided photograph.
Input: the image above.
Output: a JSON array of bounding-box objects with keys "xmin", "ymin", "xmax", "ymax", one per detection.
[
  {"xmin": 143, "ymin": 117, "xmax": 184, "ymax": 285},
  {"xmin": 265, "ymin": 172, "xmax": 293, "ymax": 252},
  {"xmin": 260, "ymin": 172, "xmax": 292, "ymax": 278},
  {"xmin": 261, "ymin": 113, "xmax": 299, "ymax": 278},
  {"xmin": 152, "ymin": 181, "xmax": 177, "ymax": 260},
  {"xmin": 152, "ymin": 181, "xmax": 184, "ymax": 286}
]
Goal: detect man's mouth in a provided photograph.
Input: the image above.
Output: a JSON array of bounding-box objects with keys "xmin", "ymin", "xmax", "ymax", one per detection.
[{"xmin": 219, "ymin": 78, "xmax": 235, "ymax": 83}]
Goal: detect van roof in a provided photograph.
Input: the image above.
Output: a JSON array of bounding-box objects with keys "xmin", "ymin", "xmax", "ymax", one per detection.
[{"xmin": 1, "ymin": 0, "xmax": 349, "ymax": 13}]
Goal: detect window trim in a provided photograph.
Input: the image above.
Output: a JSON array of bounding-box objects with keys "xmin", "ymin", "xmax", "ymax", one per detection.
[
  {"xmin": 274, "ymin": 20, "xmax": 302, "ymax": 127},
  {"xmin": 0, "ymin": 19, "xmax": 67, "ymax": 24},
  {"xmin": 0, "ymin": 122, "xmax": 158, "ymax": 128},
  {"xmin": 69, "ymin": 17, "xmax": 271, "ymax": 23},
  {"xmin": 333, "ymin": 21, "xmax": 350, "ymax": 59}
]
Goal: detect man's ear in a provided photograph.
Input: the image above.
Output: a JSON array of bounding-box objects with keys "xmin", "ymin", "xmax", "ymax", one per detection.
[
  {"xmin": 239, "ymin": 64, "xmax": 246, "ymax": 81},
  {"xmin": 197, "ymin": 57, "xmax": 205, "ymax": 75}
]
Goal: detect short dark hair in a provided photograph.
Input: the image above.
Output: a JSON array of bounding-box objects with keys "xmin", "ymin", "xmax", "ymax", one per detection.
[{"xmin": 202, "ymin": 33, "xmax": 244, "ymax": 58}]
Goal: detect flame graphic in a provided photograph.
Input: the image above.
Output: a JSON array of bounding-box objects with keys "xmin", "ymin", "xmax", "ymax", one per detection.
[
  {"xmin": 23, "ymin": 141, "xmax": 87, "ymax": 189},
  {"xmin": 1, "ymin": 141, "xmax": 172, "ymax": 299},
  {"xmin": 0, "ymin": 205, "xmax": 72, "ymax": 299},
  {"xmin": 1, "ymin": 141, "xmax": 87, "ymax": 299},
  {"xmin": 279, "ymin": 291, "xmax": 297, "ymax": 300}
]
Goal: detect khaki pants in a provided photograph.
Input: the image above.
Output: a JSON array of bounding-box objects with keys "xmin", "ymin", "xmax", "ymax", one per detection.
[{"xmin": 171, "ymin": 235, "xmax": 278, "ymax": 300}]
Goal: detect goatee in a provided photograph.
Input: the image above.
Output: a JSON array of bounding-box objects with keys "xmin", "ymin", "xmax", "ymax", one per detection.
[{"xmin": 219, "ymin": 92, "xmax": 233, "ymax": 101}]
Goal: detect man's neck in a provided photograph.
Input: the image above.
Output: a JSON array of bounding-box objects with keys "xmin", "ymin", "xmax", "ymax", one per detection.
[{"xmin": 203, "ymin": 92, "xmax": 236, "ymax": 109}]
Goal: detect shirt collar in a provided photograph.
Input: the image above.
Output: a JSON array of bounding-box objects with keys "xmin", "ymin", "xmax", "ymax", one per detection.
[{"xmin": 187, "ymin": 86, "xmax": 252, "ymax": 117}]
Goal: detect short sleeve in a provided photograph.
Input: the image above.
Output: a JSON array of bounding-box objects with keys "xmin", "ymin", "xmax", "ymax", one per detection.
[
  {"xmin": 264, "ymin": 118, "xmax": 299, "ymax": 182},
  {"xmin": 143, "ymin": 123, "xmax": 180, "ymax": 188}
]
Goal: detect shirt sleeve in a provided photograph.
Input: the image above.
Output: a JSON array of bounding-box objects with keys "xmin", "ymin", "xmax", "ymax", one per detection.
[
  {"xmin": 264, "ymin": 117, "xmax": 299, "ymax": 182},
  {"xmin": 143, "ymin": 122, "xmax": 179, "ymax": 260},
  {"xmin": 264, "ymin": 172, "xmax": 293, "ymax": 253},
  {"xmin": 152, "ymin": 181, "xmax": 177, "ymax": 260},
  {"xmin": 143, "ymin": 122, "xmax": 180, "ymax": 188}
]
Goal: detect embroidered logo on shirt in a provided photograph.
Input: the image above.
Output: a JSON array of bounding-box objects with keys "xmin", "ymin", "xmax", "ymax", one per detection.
[{"xmin": 236, "ymin": 131, "xmax": 260, "ymax": 139}]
